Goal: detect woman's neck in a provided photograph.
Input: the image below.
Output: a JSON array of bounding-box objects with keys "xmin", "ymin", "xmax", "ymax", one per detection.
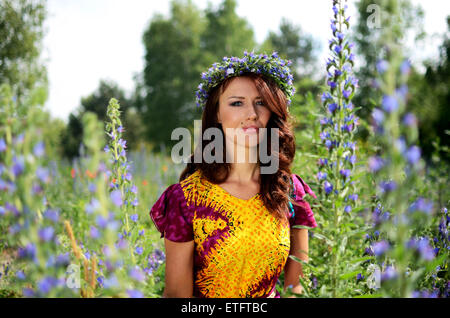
[
  {"xmin": 228, "ymin": 162, "xmax": 260, "ymax": 184},
  {"xmin": 225, "ymin": 139, "xmax": 260, "ymax": 184}
]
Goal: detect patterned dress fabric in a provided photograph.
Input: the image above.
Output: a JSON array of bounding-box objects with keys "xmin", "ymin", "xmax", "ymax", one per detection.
[{"xmin": 149, "ymin": 170, "xmax": 317, "ymax": 298}]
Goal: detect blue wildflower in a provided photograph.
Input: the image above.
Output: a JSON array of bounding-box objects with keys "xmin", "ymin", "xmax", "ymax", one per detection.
[
  {"xmin": 381, "ymin": 95, "xmax": 398, "ymax": 113},
  {"xmin": 36, "ymin": 167, "xmax": 50, "ymax": 183},
  {"xmin": 0, "ymin": 138, "xmax": 6, "ymax": 152},
  {"xmin": 324, "ymin": 181, "xmax": 333, "ymax": 195},
  {"xmin": 368, "ymin": 156, "xmax": 384, "ymax": 173},
  {"xmin": 317, "ymin": 171, "xmax": 327, "ymax": 181},
  {"xmin": 38, "ymin": 276, "xmax": 58, "ymax": 295},
  {"xmin": 103, "ymin": 275, "xmax": 119, "ymax": 289},
  {"xmin": 328, "ymin": 103, "xmax": 338, "ymax": 113},
  {"xmin": 135, "ymin": 246, "xmax": 143, "ymax": 255},
  {"xmin": 381, "ymin": 266, "xmax": 397, "ymax": 281},
  {"xmin": 379, "ymin": 180, "xmax": 397, "ymax": 193},
  {"xmin": 327, "ymin": 81, "xmax": 337, "ymax": 89},
  {"xmin": 38, "ymin": 227, "xmax": 55, "ymax": 242},
  {"xmin": 33, "ymin": 141, "xmax": 45, "ymax": 157},
  {"xmin": 376, "ymin": 60, "xmax": 389, "ymax": 74},
  {"xmin": 110, "ymin": 190, "xmax": 123, "ymax": 207},
  {"xmin": 127, "ymin": 290, "xmax": 144, "ymax": 298},
  {"xmin": 402, "ymin": 113, "xmax": 417, "ymax": 127},
  {"xmin": 373, "ymin": 240, "xmax": 390, "ymax": 256},
  {"xmin": 334, "ymin": 45, "xmax": 342, "ymax": 54},
  {"xmin": 12, "ymin": 156, "xmax": 25, "ymax": 176},
  {"xmin": 16, "ymin": 270, "xmax": 26, "ymax": 280},
  {"xmin": 340, "ymin": 169, "xmax": 351, "ymax": 179},
  {"xmin": 405, "ymin": 146, "xmax": 421, "ymax": 165},
  {"xmin": 90, "ymin": 226, "xmax": 100, "ymax": 239},
  {"xmin": 129, "ymin": 266, "xmax": 146, "ymax": 282},
  {"xmin": 96, "ymin": 215, "xmax": 108, "ymax": 229},
  {"xmin": 400, "ymin": 59, "xmax": 411, "ymax": 75},
  {"xmin": 342, "ymin": 89, "xmax": 351, "ymax": 99},
  {"xmin": 85, "ymin": 198, "xmax": 100, "ymax": 214},
  {"xmin": 43, "ymin": 209, "xmax": 59, "ymax": 223}
]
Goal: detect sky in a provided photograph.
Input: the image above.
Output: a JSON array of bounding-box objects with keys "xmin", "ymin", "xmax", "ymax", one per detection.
[{"xmin": 42, "ymin": 0, "xmax": 450, "ymax": 122}]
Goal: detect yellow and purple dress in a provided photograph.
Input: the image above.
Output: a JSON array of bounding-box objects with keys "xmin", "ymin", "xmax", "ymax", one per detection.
[{"xmin": 149, "ymin": 170, "xmax": 317, "ymax": 298}]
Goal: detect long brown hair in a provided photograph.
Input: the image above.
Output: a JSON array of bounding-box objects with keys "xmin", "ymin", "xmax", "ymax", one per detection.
[{"xmin": 180, "ymin": 73, "xmax": 297, "ymax": 221}]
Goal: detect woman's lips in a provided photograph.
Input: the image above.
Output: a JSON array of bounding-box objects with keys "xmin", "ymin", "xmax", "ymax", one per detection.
[{"xmin": 242, "ymin": 126, "xmax": 259, "ymax": 134}]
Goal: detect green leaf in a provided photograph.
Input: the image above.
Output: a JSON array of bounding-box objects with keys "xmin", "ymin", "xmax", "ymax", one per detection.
[
  {"xmin": 353, "ymin": 294, "xmax": 383, "ymax": 298},
  {"xmin": 425, "ymin": 254, "xmax": 447, "ymax": 272},
  {"xmin": 346, "ymin": 226, "xmax": 373, "ymax": 238},
  {"xmin": 298, "ymin": 277, "xmax": 311, "ymax": 298},
  {"xmin": 310, "ymin": 232, "xmax": 333, "ymax": 245},
  {"xmin": 349, "ymin": 256, "xmax": 375, "ymax": 264},
  {"xmin": 288, "ymin": 255, "xmax": 315, "ymax": 269},
  {"xmin": 292, "ymin": 225, "xmax": 314, "ymax": 231},
  {"xmin": 340, "ymin": 270, "xmax": 360, "ymax": 280},
  {"xmin": 339, "ymin": 236, "xmax": 348, "ymax": 255}
]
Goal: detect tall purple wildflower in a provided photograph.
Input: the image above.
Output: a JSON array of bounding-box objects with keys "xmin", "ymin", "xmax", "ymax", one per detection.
[
  {"xmin": 366, "ymin": 0, "xmax": 437, "ymax": 297},
  {"xmin": 313, "ymin": 0, "xmax": 362, "ymax": 297}
]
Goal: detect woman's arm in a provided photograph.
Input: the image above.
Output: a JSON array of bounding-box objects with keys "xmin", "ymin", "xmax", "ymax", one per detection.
[
  {"xmin": 284, "ymin": 228, "xmax": 309, "ymax": 296},
  {"xmin": 163, "ymin": 238, "xmax": 194, "ymax": 298}
]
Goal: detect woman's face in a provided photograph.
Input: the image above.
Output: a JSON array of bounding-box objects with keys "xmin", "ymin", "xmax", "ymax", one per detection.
[{"xmin": 217, "ymin": 76, "xmax": 272, "ymax": 149}]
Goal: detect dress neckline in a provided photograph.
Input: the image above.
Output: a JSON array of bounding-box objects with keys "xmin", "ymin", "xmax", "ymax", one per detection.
[
  {"xmin": 213, "ymin": 183, "xmax": 261, "ymax": 202},
  {"xmin": 200, "ymin": 175, "xmax": 260, "ymax": 202}
]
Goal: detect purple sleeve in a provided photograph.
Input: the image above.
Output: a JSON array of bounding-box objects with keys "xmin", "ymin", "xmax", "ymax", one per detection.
[
  {"xmin": 289, "ymin": 174, "xmax": 318, "ymax": 229},
  {"xmin": 149, "ymin": 183, "xmax": 194, "ymax": 242}
]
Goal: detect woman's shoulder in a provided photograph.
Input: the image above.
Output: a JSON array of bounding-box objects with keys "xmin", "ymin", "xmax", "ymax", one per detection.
[
  {"xmin": 179, "ymin": 169, "xmax": 203, "ymax": 190},
  {"xmin": 288, "ymin": 172, "xmax": 318, "ymax": 229},
  {"xmin": 290, "ymin": 172, "xmax": 317, "ymax": 200},
  {"xmin": 149, "ymin": 179, "xmax": 196, "ymax": 242},
  {"xmin": 179, "ymin": 169, "xmax": 212, "ymax": 206}
]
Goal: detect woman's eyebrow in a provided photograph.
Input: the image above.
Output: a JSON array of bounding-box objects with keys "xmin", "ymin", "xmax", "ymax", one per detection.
[{"xmin": 227, "ymin": 96, "xmax": 262, "ymax": 99}]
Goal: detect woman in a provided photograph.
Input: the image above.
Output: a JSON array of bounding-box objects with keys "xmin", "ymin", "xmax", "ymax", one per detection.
[{"xmin": 150, "ymin": 51, "xmax": 317, "ymax": 298}]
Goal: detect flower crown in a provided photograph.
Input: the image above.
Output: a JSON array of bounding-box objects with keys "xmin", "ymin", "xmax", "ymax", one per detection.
[{"xmin": 195, "ymin": 51, "xmax": 296, "ymax": 109}]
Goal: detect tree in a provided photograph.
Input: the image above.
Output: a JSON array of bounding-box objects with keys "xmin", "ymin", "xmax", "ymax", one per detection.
[
  {"xmin": 61, "ymin": 80, "xmax": 140, "ymax": 159},
  {"xmin": 408, "ymin": 16, "xmax": 450, "ymax": 160},
  {"xmin": 260, "ymin": 17, "xmax": 321, "ymax": 80},
  {"xmin": 0, "ymin": 0, "xmax": 47, "ymax": 103},
  {"xmin": 140, "ymin": 0, "xmax": 206, "ymax": 153},
  {"xmin": 352, "ymin": 0, "xmax": 425, "ymax": 121},
  {"xmin": 201, "ymin": 0, "xmax": 256, "ymax": 64}
]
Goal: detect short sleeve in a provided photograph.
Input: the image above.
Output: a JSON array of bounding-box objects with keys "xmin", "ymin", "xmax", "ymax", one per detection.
[
  {"xmin": 289, "ymin": 174, "xmax": 318, "ymax": 229},
  {"xmin": 149, "ymin": 183, "xmax": 194, "ymax": 242}
]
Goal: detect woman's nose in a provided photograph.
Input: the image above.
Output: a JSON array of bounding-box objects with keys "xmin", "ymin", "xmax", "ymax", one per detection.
[{"xmin": 246, "ymin": 104, "xmax": 258, "ymax": 120}]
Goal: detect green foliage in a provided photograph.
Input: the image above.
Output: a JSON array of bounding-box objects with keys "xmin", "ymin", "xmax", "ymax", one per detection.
[
  {"xmin": 0, "ymin": 0, "xmax": 48, "ymax": 104},
  {"xmin": 140, "ymin": 0, "xmax": 205, "ymax": 153},
  {"xmin": 352, "ymin": 0, "xmax": 425, "ymax": 134},
  {"xmin": 202, "ymin": 0, "xmax": 256, "ymax": 60},
  {"xmin": 260, "ymin": 17, "xmax": 321, "ymax": 79},
  {"xmin": 408, "ymin": 16, "xmax": 450, "ymax": 160},
  {"xmin": 61, "ymin": 80, "xmax": 142, "ymax": 160}
]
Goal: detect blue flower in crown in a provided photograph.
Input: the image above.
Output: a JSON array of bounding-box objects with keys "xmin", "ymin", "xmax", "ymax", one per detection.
[{"xmin": 195, "ymin": 50, "xmax": 296, "ymax": 109}]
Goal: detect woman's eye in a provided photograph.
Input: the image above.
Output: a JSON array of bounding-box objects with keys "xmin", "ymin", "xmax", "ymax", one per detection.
[{"xmin": 230, "ymin": 100, "xmax": 264, "ymax": 107}]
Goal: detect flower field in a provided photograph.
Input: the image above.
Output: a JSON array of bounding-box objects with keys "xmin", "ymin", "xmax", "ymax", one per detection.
[{"xmin": 0, "ymin": 0, "xmax": 449, "ymax": 298}]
